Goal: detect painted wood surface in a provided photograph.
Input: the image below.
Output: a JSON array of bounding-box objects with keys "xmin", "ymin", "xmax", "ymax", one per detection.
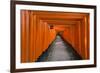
[{"xmin": 21, "ymin": 10, "xmax": 89, "ymax": 63}]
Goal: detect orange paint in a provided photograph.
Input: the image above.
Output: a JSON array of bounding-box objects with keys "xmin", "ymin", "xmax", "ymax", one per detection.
[{"xmin": 21, "ymin": 10, "xmax": 90, "ymax": 63}]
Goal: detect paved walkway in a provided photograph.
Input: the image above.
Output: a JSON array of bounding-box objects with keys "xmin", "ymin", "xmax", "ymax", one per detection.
[{"xmin": 37, "ymin": 35, "xmax": 82, "ymax": 62}]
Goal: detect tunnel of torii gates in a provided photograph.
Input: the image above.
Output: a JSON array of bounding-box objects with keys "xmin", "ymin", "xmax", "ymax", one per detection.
[{"xmin": 21, "ymin": 10, "xmax": 90, "ymax": 63}]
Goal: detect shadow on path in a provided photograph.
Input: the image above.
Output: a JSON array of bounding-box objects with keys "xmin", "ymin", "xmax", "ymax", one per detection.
[{"xmin": 36, "ymin": 35, "xmax": 82, "ymax": 62}]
